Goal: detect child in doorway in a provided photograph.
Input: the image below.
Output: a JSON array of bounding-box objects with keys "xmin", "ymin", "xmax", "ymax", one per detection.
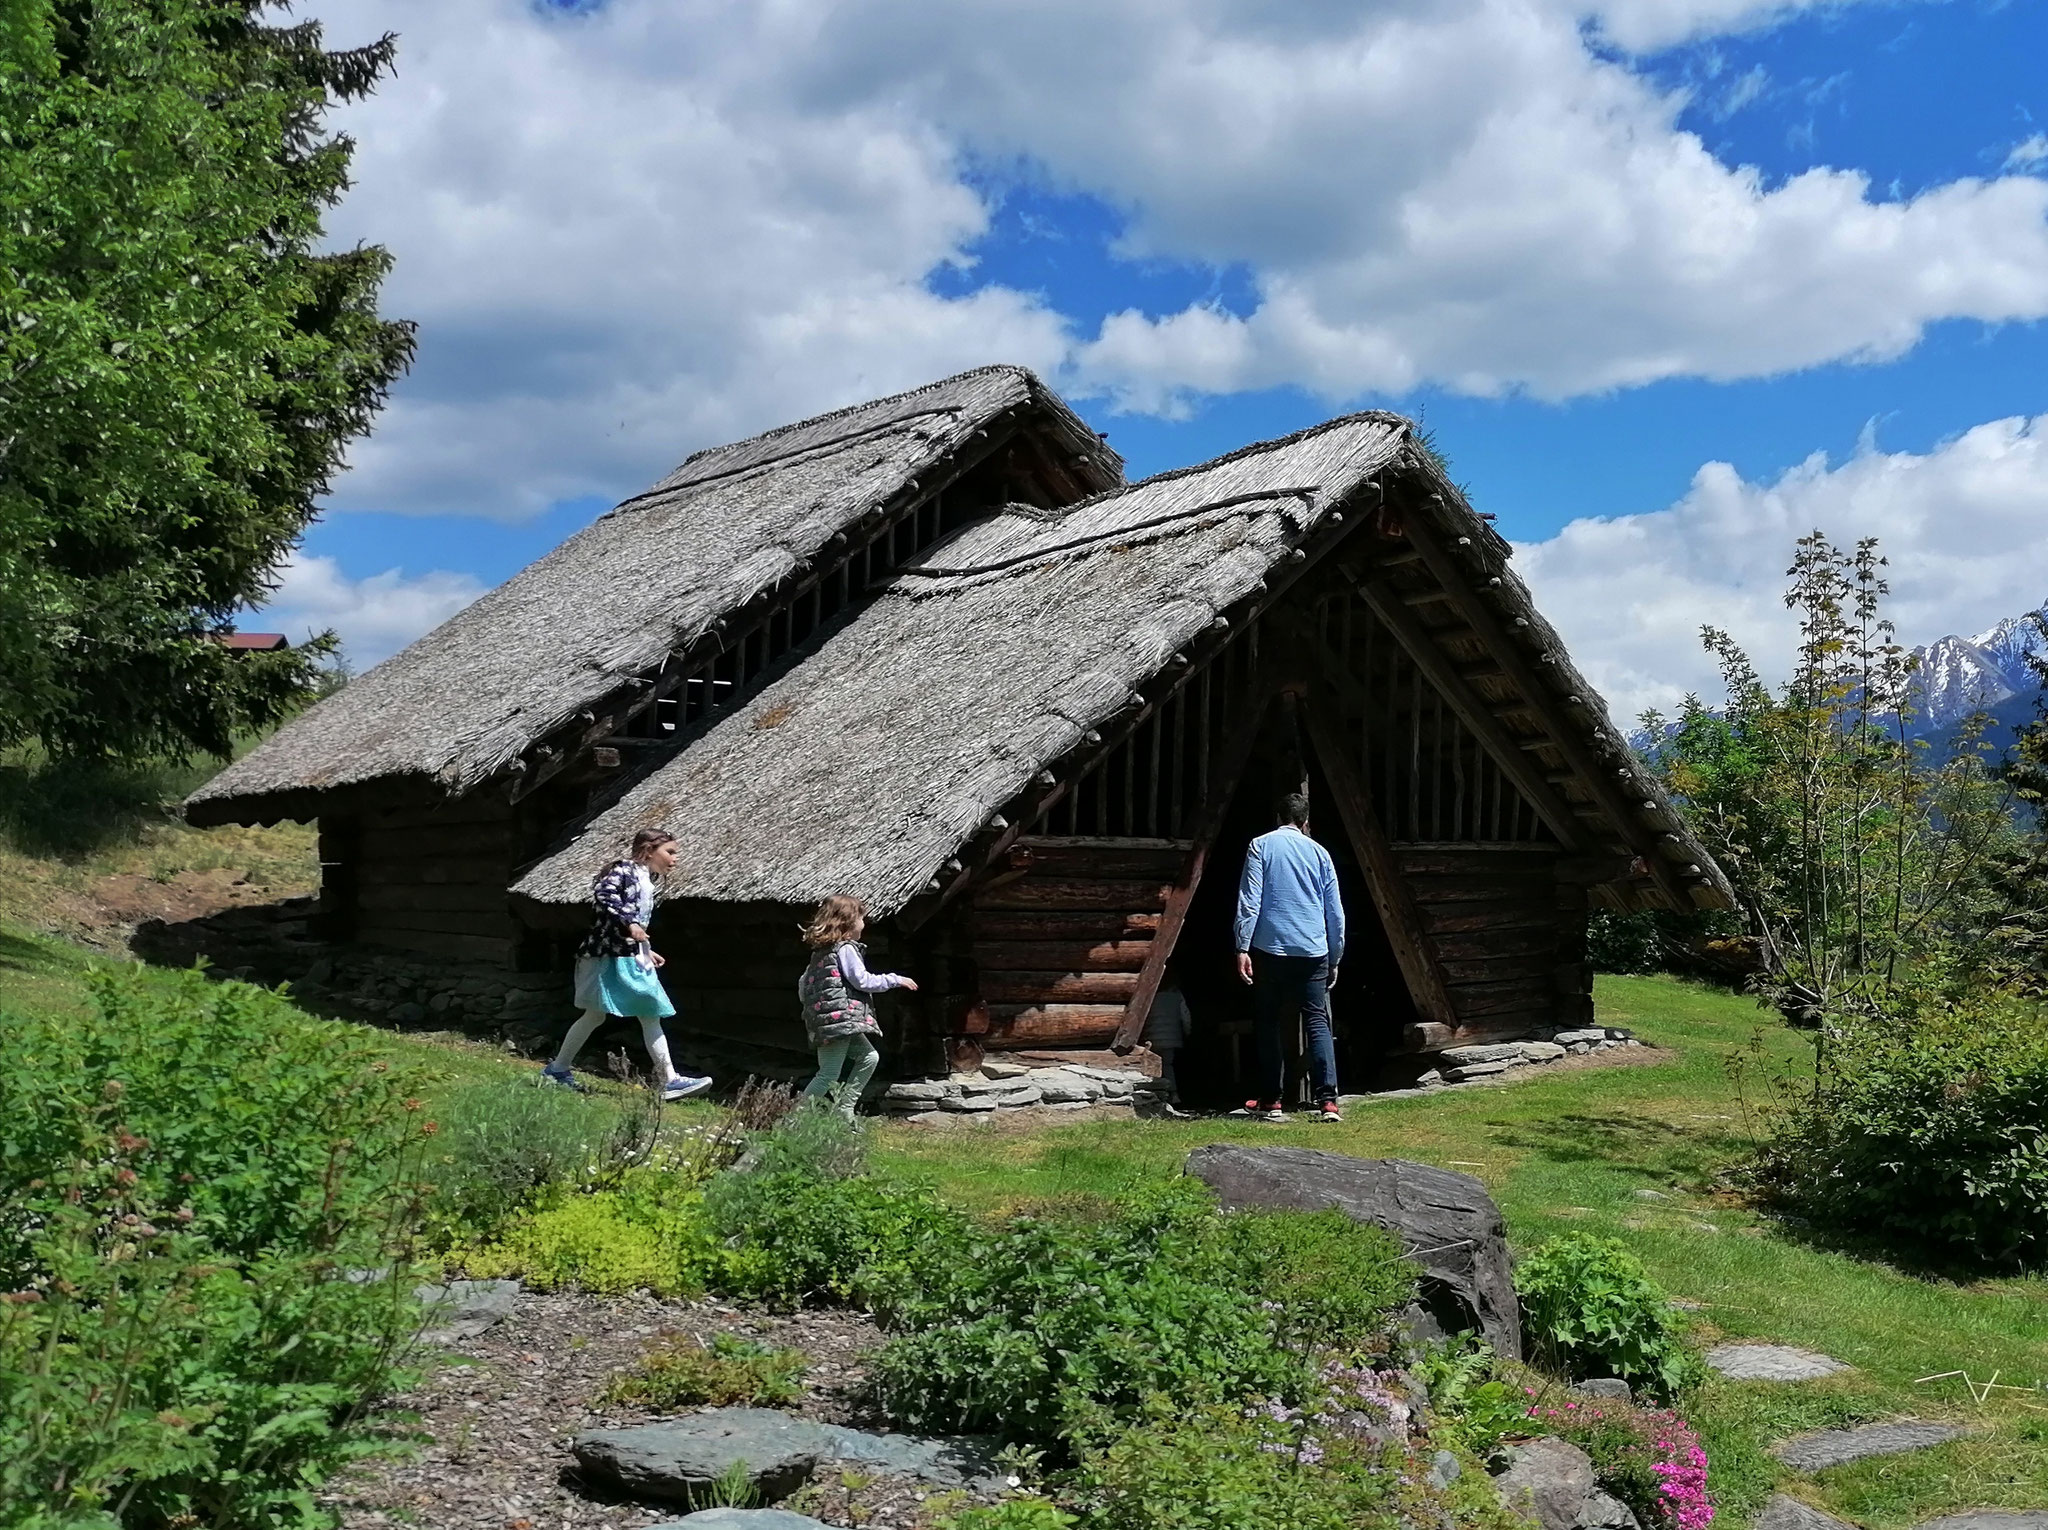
[
  {"xmin": 798, "ymin": 895, "xmax": 917, "ymax": 1119},
  {"xmin": 543, "ymin": 828, "xmax": 714, "ymax": 1102},
  {"xmin": 1144, "ymin": 977, "xmax": 1190, "ymax": 1112}
]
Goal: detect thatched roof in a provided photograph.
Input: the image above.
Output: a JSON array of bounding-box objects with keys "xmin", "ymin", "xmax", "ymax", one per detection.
[
  {"xmin": 514, "ymin": 412, "xmax": 1406, "ymax": 913},
  {"xmin": 187, "ymin": 366, "xmax": 1116, "ymax": 827},
  {"xmin": 513, "ymin": 408, "xmax": 1733, "ymax": 917}
]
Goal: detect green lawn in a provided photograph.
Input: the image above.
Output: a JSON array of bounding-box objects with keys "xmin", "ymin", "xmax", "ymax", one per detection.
[{"xmin": 874, "ymin": 976, "xmax": 2048, "ymax": 1530}]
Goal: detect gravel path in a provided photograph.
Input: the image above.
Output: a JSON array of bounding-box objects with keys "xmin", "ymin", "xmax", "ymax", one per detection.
[{"xmin": 327, "ymin": 1290, "xmax": 888, "ymax": 1530}]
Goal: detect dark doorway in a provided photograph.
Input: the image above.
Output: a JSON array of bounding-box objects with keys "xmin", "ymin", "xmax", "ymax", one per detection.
[{"xmin": 1168, "ymin": 711, "xmax": 1420, "ymax": 1107}]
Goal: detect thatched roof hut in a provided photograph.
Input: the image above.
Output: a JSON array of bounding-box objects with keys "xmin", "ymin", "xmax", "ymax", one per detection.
[{"xmin": 187, "ymin": 367, "xmax": 1728, "ymax": 1093}]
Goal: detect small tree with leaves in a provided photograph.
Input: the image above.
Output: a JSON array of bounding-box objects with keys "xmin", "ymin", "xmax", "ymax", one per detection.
[
  {"xmin": 0, "ymin": 0, "xmax": 412, "ymax": 761},
  {"xmin": 1642, "ymin": 533, "xmax": 2023, "ymax": 1025}
]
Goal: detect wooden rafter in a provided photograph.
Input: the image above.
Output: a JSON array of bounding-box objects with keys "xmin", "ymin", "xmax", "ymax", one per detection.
[
  {"xmin": 1337, "ymin": 571, "xmax": 1589, "ymax": 852},
  {"xmin": 1396, "ymin": 507, "xmax": 1692, "ymax": 911}
]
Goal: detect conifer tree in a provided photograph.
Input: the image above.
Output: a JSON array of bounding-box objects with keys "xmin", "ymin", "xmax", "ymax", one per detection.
[{"xmin": 0, "ymin": 0, "xmax": 413, "ymax": 759}]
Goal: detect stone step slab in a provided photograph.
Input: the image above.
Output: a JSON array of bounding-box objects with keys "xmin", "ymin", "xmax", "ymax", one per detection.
[
  {"xmin": 1916, "ymin": 1515, "xmax": 2048, "ymax": 1530},
  {"xmin": 1774, "ymin": 1422, "xmax": 1967, "ymax": 1472},
  {"xmin": 572, "ymin": 1409, "xmax": 1003, "ymax": 1506},
  {"xmin": 415, "ymin": 1278, "xmax": 520, "ymax": 1345},
  {"xmin": 1706, "ymin": 1344, "xmax": 1851, "ymax": 1382},
  {"xmin": 649, "ymin": 1513, "xmax": 832, "ymax": 1530},
  {"xmin": 1756, "ymin": 1496, "xmax": 1860, "ymax": 1530}
]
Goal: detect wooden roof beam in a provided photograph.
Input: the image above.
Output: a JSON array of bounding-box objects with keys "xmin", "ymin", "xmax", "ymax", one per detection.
[{"xmin": 1397, "ymin": 506, "xmax": 1692, "ymax": 911}]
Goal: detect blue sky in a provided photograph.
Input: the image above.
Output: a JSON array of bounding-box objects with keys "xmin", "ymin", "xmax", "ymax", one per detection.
[{"xmin": 276, "ymin": 0, "xmax": 2048, "ymax": 719}]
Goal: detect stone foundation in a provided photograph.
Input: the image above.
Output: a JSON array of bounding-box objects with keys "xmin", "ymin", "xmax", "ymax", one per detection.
[{"xmin": 876, "ymin": 1061, "xmax": 1164, "ymax": 1121}]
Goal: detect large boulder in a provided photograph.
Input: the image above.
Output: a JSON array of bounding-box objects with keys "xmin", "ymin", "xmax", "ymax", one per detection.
[
  {"xmin": 1496, "ymin": 1437, "xmax": 1641, "ymax": 1530},
  {"xmin": 1184, "ymin": 1145, "xmax": 1520, "ymax": 1357}
]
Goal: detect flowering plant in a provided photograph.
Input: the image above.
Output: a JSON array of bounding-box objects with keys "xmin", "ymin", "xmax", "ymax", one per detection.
[{"xmin": 1523, "ymin": 1393, "xmax": 1713, "ymax": 1530}]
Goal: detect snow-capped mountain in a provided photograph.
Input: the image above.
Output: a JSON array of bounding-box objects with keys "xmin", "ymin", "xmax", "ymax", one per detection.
[{"xmin": 1908, "ymin": 611, "xmax": 2045, "ymax": 731}]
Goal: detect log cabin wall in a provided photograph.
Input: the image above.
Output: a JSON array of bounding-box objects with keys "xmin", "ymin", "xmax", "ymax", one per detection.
[
  {"xmin": 646, "ymin": 900, "xmax": 823, "ymax": 1080},
  {"xmin": 317, "ymin": 794, "xmax": 522, "ymax": 967}
]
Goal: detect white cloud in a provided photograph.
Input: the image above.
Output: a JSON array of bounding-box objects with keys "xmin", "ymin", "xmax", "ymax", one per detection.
[
  {"xmin": 2007, "ymin": 134, "xmax": 2048, "ymax": 173},
  {"xmin": 300, "ymin": 0, "xmax": 2048, "ymax": 517},
  {"xmin": 254, "ymin": 555, "xmax": 485, "ymax": 670},
  {"xmin": 1514, "ymin": 415, "xmax": 2048, "ymax": 721}
]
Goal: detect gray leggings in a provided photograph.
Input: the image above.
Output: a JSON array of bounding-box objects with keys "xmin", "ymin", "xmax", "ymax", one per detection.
[{"xmin": 804, "ymin": 1034, "xmax": 880, "ymax": 1117}]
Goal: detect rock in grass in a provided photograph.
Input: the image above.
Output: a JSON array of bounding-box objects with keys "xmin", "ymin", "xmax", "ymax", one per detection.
[
  {"xmin": 415, "ymin": 1278, "xmax": 520, "ymax": 1345},
  {"xmin": 573, "ymin": 1411, "xmax": 829, "ymax": 1503},
  {"xmin": 1916, "ymin": 1516, "xmax": 2048, "ymax": 1530},
  {"xmin": 1706, "ymin": 1344, "xmax": 1850, "ymax": 1382},
  {"xmin": 1572, "ymin": 1378, "xmax": 1632, "ymax": 1401},
  {"xmin": 1774, "ymin": 1422, "xmax": 1967, "ymax": 1472},
  {"xmin": 571, "ymin": 1410, "xmax": 1004, "ymax": 1506},
  {"xmin": 1185, "ymin": 1145, "xmax": 1521, "ymax": 1358},
  {"xmin": 1496, "ymin": 1437, "xmax": 1599, "ymax": 1530},
  {"xmin": 1756, "ymin": 1496, "xmax": 1861, "ymax": 1530}
]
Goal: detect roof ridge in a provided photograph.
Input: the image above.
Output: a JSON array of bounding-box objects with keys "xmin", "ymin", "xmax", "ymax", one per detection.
[
  {"xmin": 675, "ymin": 364, "xmax": 1036, "ymax": 469},
  {"xmin": 1046, "ymin": 407, "xmax": 1413, "ymax": 520}
]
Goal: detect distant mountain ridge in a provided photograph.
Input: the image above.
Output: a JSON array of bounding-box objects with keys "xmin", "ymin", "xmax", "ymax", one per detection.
[{"xmin": 1908, "ymin": 610, "xmax": 2045, "ymax": 733}]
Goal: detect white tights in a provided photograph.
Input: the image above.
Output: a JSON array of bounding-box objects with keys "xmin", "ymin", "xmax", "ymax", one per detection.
[{"xmin": 551, "ymin": 1007, "xmax": 679, "ymax": 1084}]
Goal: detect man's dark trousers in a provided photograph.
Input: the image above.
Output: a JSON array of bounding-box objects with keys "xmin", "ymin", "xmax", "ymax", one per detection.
[{"xmin": 1252, "ymin": 951, "xmax": 1338, "ymax": 1105}]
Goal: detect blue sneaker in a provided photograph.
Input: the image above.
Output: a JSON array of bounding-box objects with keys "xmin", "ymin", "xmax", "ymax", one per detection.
[
  {"xmin": 540, "ymin": 1065, "xmax": 584, "ymax": 1092},
  {"xmin": 661, "ymin": 1074, "xmax": 713, "ymax": 1102}
]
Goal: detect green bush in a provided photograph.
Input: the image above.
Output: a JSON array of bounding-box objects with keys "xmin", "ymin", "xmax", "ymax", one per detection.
[
  {"xmin": 424, "ymin": 1076, "xmax": 646, "ymax": 1237},
  {"xmin": 602, "ymin": 1332, "xmax": 806, "ymax": 1409},
  {"xmin": 1753, "ymin": 1002, "xmax": 2048, "ymax": 1269},
  {"xmin": 1514, "ymin": 1235, "xmax": 1703, "ymax": 1401},
  {"xmin": 1073, "ymin": 1395, "xmax": 1401, "ymax": 1530},
  {"xmin": 0, "ymin": 969, "xmax": 432, "ymax": 1529},
  {"xmin": 458, "ymin": 1164, "xmax": 735, "ymax": 1297},
  {"xmin": 1411, "ymin": 1341, "xmax": 1527, "ymax": 1458},
  {"xmin": 936, "ymin": 1500, "xmax": 1079, "ymax": 1529},
  {"xmin": 707, "ymin": 1168, "xmax": 975, "ymax": 1312},
  {"xmin": 871, "ymin": 1184, "xmax": 1411, "ymax": 1447}
]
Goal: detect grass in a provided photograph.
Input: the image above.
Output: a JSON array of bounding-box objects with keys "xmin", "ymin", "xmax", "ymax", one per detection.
[
  {"xmin": 0, "ymin": 744, "xmax": 318, "ymax": 944},
  {"xmin": 872, "ymin": 975, "xmax": 2048, "ymax": 1530}
]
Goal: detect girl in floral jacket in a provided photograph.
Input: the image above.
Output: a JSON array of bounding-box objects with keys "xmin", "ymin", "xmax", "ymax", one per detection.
[{"xmin": 543, "ymin": 829, "xmax": 713, "ymax": 1101}]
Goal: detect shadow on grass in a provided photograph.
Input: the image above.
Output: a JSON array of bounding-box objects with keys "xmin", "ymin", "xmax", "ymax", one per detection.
[
  {"xmin": 1485, "ymin": 1110, "xmax": 1751, "ymax": 1185},
  {"xmin": 0, "ymin": 750, "xmax": 217, "ymax": 858},
  {"xmin": 0, "ymin": 925, "xmax": 64, "ymax": 975}
]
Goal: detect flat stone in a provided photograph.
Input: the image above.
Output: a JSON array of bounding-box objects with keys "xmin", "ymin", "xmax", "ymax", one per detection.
[
  {"xmin": 883, "ymin": 1080, "xmax": 957, "ymax": 1102},
  {"xmin": 1756, "ymin": 1496, "xmax": 1861, "ymax": 1530},
  {"xmin": 957, "ymin": 1075, "xmax": 1031, "ymax": 1095},
  {"xmin": 649, "ymin": 1512, "xmax": 833, "ymax": 1529},
  {"xmin": 1442, "ymin": 1043, "xmax": 1526, "ymax": 1066},
  {"xmin": 1917, "ymin": 1516, "xmax": 2048, "ymax": 1530},
  {"xmin": 415, "ymin": 1278, "xmax": 520, "ymax": 1344},
  {"xmin": 937, "ymin": 1094, "xmax": 999, "ymax": 1112},
  {"xmin": 1554, "ymin": 1029, "xmax": 1606, "ymax": 1045},
  {"xmin": 989, "ymin": 1086, "xmax": 1043, "ymax": 1108},
  {"xmin": 1064, "ymin": 1065, "xmax": 1149, "ymax": 1084},
  {"xmin": 1706, "ymin": 1344, "xmax": 1851, "ymax": 1382},
  {"xmin": 1775, "ymin": 1422, "xmax": 1967, "ymax": 1472},
  {"xmin": 574, "ymin": 1411, "xmax": 827, "ymax": 1503},
  {"xmin": 814, "ymin": 1423, "xmax": 1000, "ymax": 1490},
  {"xmin": 980, "ymin": 1061, "xmax": 1031, "ymax": 1079},
  {"xmin": 1445, "ymin": 1061, "xmax": 1519, "ymax": 1081},
  {"xmin": 1517, "ymin": 1041, "xmax": 1568, "ymax": 1063},
  {"xmin": 1036, "ymin": 1082, "xmax": 1099, "ymax": 1104}
]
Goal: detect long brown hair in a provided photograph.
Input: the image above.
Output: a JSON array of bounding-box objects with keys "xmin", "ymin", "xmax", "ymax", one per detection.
[
  {"xmin": 801, "ymin": 894, "xmax": 865, "ymax": 949},
  {"xmin": 630, "ymin": 828, "xmax": 677, "ymax": 860}
]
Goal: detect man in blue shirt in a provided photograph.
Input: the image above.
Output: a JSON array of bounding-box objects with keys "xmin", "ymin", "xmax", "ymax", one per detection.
[{"xmin": 1234, "ymin": 791, "xmax": 1346, "ymax": 1122}]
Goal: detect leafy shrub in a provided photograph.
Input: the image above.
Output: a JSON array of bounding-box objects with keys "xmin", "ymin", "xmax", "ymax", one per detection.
[
  {"xmin": 871, "ymin": 1184, "xmax": 1411, "ymax": 1447},
  {"xmin": 602, "ymin": 1332, "xmax": 806, "ymax": 1408},
  {"xmin": 1515, "ymin": 1235, "xmax": 1703, "ymax": 1401},
  {"xmin": 1074, "ymin": 1393, "xmax": 1403, "ymax": 1530},
  {"xmin": 1523, "ymin": 1392, "xmax": 1713, "ymax": 1530},
  {"xmin": 936, "ymin": 1499, "xmax": 1079, "ymax": 1529},
  {"xmin": 458, "ymin": 1164, "xmax": 735, "ymax": 1296},
  {"xmin": 0, "ymin": 969, "xmax": 432, "ymax": 1529},
  {"xmin": 1412, "ymin": 1340, "xmax": 1528, "ymax": 1458},
  {"xmin": 1752, "ymin": 1002, "xmax": 2048, "ymax": 1269},
  {"xmin": 424, "ymin": 1076, "xmax": 646, "ymax": 1236}
]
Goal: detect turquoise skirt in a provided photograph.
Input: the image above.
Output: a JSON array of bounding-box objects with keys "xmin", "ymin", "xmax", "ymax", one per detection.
[{"xmin": 573, "ymin": 955, "xmax": 676, "ymax": 1019}]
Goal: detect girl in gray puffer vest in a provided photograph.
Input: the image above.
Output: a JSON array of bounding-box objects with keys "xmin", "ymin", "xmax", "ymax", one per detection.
[{"xmin": 798, "ymin": 895, "xmax": 917, "ymax": 1118}]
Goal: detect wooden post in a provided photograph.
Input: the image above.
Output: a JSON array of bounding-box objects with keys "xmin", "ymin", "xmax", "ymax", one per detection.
[
  {"xmin": 1299, "ymin": 693, "xmax": 1460, "ymax": 1030},
  {"xmin": 1112, "ymin": 689, "xmax": 1277, "ymax": 1052}
]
